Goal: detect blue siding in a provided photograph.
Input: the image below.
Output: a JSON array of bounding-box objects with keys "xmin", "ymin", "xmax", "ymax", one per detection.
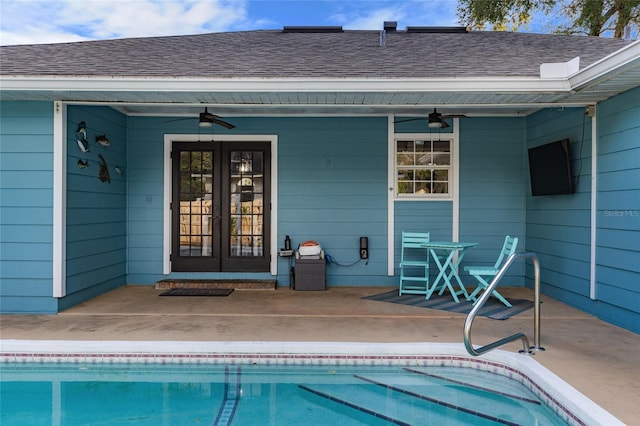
[
  {"xmin": 460, "ymin": 118, "xmax": 525, "ymax": 272},
  {"xmin": 394, "ymin": 202, "xmax": 453, "ymax": 279},
  {"xmin": 393, "ymin": 117, "xmax": 527, "ymax": 287},
  {"xmin": 594, "ymin": 87, "xmax": 640, "ymax": 332},
  {"xmin": 525, "ymin": 107, "xmax": 593, "ymax": 308},
  {"xmin": 127, "ymin": 116, "xmax": 391, "ymax": 286},
  {"xmin": 62, "ymin": 105, "xmax": 127, "ymax": 310},
  {"xmin": 2, "ymin": 92, "xmax": 637, "ymax": 332},
  {"xmin": 126, "ymin": 117, "xmax": 169, "ymax": 284},
  {"xmin": 0, "ymin": 101, "xmax": 57, "ymax": 313},
  {"xmin": 525, "ymin": 94, "xmax": 640, "ymax": 333},
  {"xmin": 459, "ymin": 118, "xmax": 526, "ymax": 286}
]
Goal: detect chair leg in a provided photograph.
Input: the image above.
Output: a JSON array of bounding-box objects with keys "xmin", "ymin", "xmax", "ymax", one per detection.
[
  {"xmin": 490, "ymin": 289, "xmax": 512, "ymax": 307},
  {"xmin": 469, "ymin": 275, "xmax": 512, "ymax": 307},
  {"xmin": 468, "ymin": 275, "xmax": 489, "ymax": 301},
  {"xmin": 399, "ymin": 265, "xmax": 429, "ymax": 296}
]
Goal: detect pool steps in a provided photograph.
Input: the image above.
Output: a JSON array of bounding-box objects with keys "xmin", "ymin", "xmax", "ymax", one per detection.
[{"xmin": 297, "ymin": 368, "xmax": 557, "ymax": 426}]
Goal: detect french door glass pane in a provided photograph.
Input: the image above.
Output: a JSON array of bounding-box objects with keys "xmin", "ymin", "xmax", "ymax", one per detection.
[
  {"xmin": 229, "ymin": 150, "xmax": 264, "ymax": 257},
  {"xmin": 179, "ymin": 151, "xmax": 214, "ymax": 257}
]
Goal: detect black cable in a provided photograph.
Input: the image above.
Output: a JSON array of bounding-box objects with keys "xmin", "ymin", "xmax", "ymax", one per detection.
[
  {"xmin": 574, "ymin": 109, "xmax": 587, "ymax": 189},
  {"xmin": 325, "ymin": 254, "xmax": 365, "ymax": 267}
]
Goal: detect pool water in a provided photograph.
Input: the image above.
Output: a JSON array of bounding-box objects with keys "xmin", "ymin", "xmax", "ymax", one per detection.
[{"xmin": 1, "ymin": 363, "xmax": 567, "ymax": 425}]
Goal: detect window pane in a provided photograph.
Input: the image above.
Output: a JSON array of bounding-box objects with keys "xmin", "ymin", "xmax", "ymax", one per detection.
[
  {"xmin": 415, "ymin": 182, "xmax": 431, "ymax": 194},
  {"xmin": 433, "ymin": 141, "xmax": 450, "ymax": 165},
  {"xmin": 397, "ymin": 140, "xmax": 413, "ymax": 152},
  {"xmin": 433, "ymin": 182, "xmax": 448, "ymax": 194},
  {"xmin": 433, "ymin": 169, "xmax": 448, "ymax": 180},
  {"xmin": 397, "ymin": 181, "xmax": 414, "ymax": 194},
  {"xmin": 395, "ymin": 138, "xmax": 452, "ymax": 197},
  {"xmin": 229, "ymin": 150, "xmax": 264, "ymax": 258}
]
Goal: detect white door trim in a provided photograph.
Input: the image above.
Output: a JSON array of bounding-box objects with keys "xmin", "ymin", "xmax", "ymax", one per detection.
[{"xmin": 163, "ymin": 134, "xmax": 278, "ymax": 275}]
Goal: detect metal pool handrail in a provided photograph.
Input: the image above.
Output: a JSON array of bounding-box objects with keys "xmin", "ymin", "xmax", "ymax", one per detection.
[{"xmin": 463, "ymin": 252, "xmax": 545, "ymax": 356}]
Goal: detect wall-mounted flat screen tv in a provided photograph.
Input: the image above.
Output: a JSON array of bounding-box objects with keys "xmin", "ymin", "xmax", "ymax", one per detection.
[{"xmin": 528, "ymin": 139, "xmax": 574, "ymax": 196}]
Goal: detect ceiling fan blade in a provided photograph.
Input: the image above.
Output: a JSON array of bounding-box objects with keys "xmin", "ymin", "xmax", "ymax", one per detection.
[
  {"xmin": 207, "ymin": 115, "xmax": 236, "ymax": 129},
  {"xmin": 393, "ymin": 117, "xmax": 427, "ymax": 124},
  {"xmin": 164, "ymin": 117, "xmax": 193, "ymax": 123},
  {"xmin": 441, "ymin": 114, "xmax": 468, "ymax": 119}
]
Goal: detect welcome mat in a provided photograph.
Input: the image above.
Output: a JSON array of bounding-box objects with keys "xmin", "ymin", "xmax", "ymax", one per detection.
[
  {"xmin": 362, "ymin": 290, "xmax": 534, "ymax": 320},
  {"xmin": 159, "ymin": 288, "xmax": 234, "ymax": 297}
]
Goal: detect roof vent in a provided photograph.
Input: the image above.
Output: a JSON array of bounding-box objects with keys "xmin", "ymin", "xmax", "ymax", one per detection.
[
  {"xmin": 282, "ymin": 26, "xmax": 343, "ymax": 33},
  {"xmin": 383, "ymin": 21, "xmax": 397, "ymax": 32},
  {"xmin": 405, "ymin": 26, "xmax": 468, "ymax": 33}
]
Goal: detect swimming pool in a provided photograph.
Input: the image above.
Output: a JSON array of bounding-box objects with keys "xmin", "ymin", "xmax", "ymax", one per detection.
[{"xmin": 0, "ymin": 341, "xmax": 623, "ymax": 425}]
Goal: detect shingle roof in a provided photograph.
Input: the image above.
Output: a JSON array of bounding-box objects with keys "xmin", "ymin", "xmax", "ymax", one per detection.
[{"xmin": 0, "ymin": 29, "xmax": 631, "ymax": 78}]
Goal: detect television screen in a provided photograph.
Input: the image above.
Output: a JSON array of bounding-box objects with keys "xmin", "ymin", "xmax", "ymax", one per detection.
[{"xmin": 528, "ymin": 139, "xmax": 574, "ymax": 196}]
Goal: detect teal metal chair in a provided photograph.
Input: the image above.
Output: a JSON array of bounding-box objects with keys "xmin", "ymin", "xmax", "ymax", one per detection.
[
  {"xmin": 399, "ymin": 231, "xmax": 431, "ymax": 296},
  {"xmin": 464, "ymin": 235, "xmax": 518, "ymax": 307}
]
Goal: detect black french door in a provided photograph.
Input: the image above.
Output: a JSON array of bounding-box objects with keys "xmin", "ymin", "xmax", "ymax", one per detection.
[{"xmin": 171, "ymin": 141, "xmax": 270, "ymax": 272}]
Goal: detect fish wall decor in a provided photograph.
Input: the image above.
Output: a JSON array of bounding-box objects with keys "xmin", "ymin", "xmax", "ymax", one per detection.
[
  {"xmin": 96, "ymin": 134, "xmax": 110, "ymax": 147},
  {"xmin": 98, "ymin": 154, "xmax": 111, "ymax": 183}
]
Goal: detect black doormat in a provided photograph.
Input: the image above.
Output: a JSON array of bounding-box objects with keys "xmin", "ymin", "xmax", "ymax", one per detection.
[
  {"xmin": 362, "ymin": 290, "xmax": 534, "ymax": 320},
  {"xmin": 159, "ymin": 288, "xmax": 234, "ymax": 297}
]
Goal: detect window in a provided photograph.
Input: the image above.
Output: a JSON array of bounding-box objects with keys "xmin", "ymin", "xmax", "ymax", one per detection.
[{"xmin": 396, "ymin": 137, "xmax": 452, "ymax": 198}]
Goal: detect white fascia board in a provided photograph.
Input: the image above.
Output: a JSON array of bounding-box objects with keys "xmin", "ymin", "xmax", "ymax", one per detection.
[
  {"xmin": 569, "ymin": 39, "xmax": 640, "ymax": 90},
  {"xmin": 0, "ymin": 76, "xmax": 572, "ymax": 93}
]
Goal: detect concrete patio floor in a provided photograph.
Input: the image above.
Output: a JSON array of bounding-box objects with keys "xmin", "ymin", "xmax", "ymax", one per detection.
[{"xmin": 1, "ymin": 285, "xmax": 638, "ymax": 424}]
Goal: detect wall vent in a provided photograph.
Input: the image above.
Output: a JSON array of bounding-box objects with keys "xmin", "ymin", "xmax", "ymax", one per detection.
[
  {"xmin": 405, "ymin": 26, "xmax": 468, "ymax": 33},
  {"xmin": 282, "ymin": 26, "xmax": 343, "ymax": 33}
]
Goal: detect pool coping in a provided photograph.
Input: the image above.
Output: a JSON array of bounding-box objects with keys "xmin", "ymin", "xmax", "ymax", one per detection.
[{"xmin": 0, "ymin": 339, "xmax": 623, "ymax": 426}]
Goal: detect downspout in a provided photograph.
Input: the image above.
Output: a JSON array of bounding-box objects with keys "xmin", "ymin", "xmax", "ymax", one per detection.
[
  {"xmin": 387, "ymin": 114, "xmax": 395, "ymax": 276},
  {"xmin": 53, "ymin": 101, "xmax": 66, "ymax": 298},
  {"xmin": 589, "ymin": 105, "xmax": 597, "ymax": 300}
]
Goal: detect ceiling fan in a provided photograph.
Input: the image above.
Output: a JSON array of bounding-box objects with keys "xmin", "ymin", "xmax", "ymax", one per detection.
[
  {"xmin": 198, "ymin": 107, "xmax": 235, "ymax": 129},
  {"xmin": 165, "ymin": 107, "xmax": 235, "ymax": 129},
  {"xmin": 394, "ymin": 108, "xmax": 467, "ymax": 129}
]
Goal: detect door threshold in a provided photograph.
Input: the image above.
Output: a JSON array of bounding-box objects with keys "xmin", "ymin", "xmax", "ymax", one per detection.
[{"xmin": 155, "ymin": 279, "xmax": 276, "ymax": 291}]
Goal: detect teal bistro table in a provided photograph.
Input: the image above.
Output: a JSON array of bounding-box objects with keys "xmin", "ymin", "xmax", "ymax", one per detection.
[{"xmin": 421, "ymin": 241, "xmax": 479, "ymax": 302}]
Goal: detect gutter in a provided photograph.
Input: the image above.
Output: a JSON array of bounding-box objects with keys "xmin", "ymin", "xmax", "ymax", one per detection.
[{"xmin": 0, "ymin": 76, "xmax": 572, "ymax": 95}]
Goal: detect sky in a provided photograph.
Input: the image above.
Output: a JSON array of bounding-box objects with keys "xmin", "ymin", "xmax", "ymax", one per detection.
[{"xmin": 0, "ymin": 0, "xmax": 468, "ymax": 46}]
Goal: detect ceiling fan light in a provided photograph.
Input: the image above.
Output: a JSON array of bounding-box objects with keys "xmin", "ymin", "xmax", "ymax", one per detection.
[
  {"xmin": 428, "ymin": 120, "xmax": 442, "ymax": 128},
  {"xmin": 199, "ymin": 119, "xmax": 213, "ymax": 128}
]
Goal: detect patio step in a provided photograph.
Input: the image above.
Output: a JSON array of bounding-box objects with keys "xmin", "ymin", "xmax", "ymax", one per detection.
[{"xmin": 155, "ymin": 279, "xmax": 277, "ymax": 291}]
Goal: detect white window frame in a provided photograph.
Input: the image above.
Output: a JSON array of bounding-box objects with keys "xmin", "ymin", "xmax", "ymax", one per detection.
[{"xmin": 393, "ymin": 133, "xmax": 457, "ymax": 201}]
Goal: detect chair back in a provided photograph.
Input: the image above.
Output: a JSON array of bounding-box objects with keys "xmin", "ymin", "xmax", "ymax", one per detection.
[
  {"xmin": 493, "ymin": 235, "xmax": 518, "ymax": 269},
  {"xmin": 401, "ymin": 231, "xmax": 430, "ymax": 261}
]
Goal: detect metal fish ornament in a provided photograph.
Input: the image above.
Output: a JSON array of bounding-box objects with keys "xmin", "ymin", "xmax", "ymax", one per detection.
[
  {"xmin": 77, "ymin": 159, "xmax": 89, "ymax": 169},
  {"xmin": 96, "ymin": 134, "xmax": 110, "ymax": 147},
  {"xmin": 76, "ymin": 136, "xmax": 89, "ymax": 153},
  {"xmin": 98, "ymin": 154, "xmax": 111, "ymax": 183},
  {"xmin": 76, "ymin": 126, "xmax": 89, "ymax": 152}
]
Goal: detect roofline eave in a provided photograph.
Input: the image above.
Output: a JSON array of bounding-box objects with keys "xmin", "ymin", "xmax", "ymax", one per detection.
[
  {"xmin": 0, "ymin": 75, "xmax": 572, "ymax": 94},
  {"xmin": 569, "ymin": 39, "xmax": 640, "ymax": 91}
]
